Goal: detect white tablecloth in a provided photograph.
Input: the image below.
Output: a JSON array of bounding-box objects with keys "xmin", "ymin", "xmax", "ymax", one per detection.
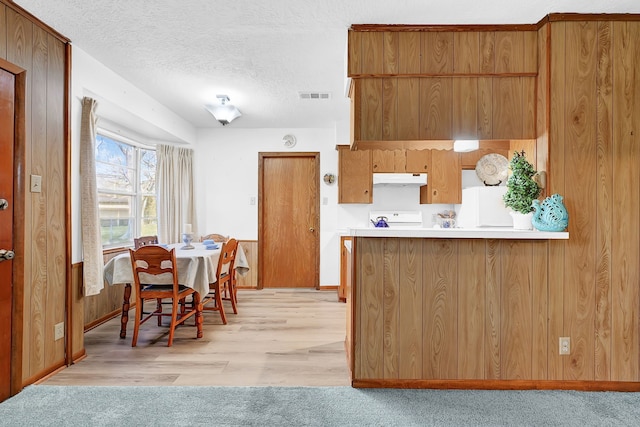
[{"xmin": 103, "ymin": 242, "xmax": 249, "ymax": 298}]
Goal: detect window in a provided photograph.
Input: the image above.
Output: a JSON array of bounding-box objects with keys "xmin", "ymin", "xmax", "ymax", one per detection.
[{"xmin": 95, "ymin": 132, "xmax": 157, "ymax": 247}]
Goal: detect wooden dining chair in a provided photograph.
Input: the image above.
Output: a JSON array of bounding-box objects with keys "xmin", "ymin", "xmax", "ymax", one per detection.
[
  {"xmin": 134, "ymin": 235, "xmax": 158, "ymax": 249},
  {"xmin": 202, "ymin": 238, "xmax": 238, "ymax": 323},
  {"xmin": 200, "ymin": 233, "xmax": 229, "ymax": 243},
  {"xmin": 129, "ymin": 245, "xmax": 201, "ymax": 346}
]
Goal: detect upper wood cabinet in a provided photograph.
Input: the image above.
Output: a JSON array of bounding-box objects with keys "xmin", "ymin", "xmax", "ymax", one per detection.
[
  {"xmin": 405, "ymin": 150, "xmax": 429, "ymax": 173},
  {"xmin": 348, "ymin": 29, "xmax": 537, "ymax": 76},
  {"xmin": 337, "ymin": 145, "xmax": 372, "ymax": 204},
  {"xmin": 348, "ymin": 27, "xmax": 537, "ymax": 145},
  {"xmin": 420, "ymin": 149, "xmax": 461, "ymax": 204},
  {"xmin": 371, "ymin": 149, "xmax": 430, "ymax": 173},
  {"xmin": 351, "ymin": 75, "xmax": 536, "ymax": 143}
]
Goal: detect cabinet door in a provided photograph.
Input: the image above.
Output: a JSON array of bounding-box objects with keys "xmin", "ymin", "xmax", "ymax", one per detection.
[
  {"xmin": 424, "ymin": 149, "xmax": 461, "ymax": 204},
  {"xmin": 338, "ymin": 146, "xmax": 372, "ymax": 204},
  {"xmin": 405, "ymin": 150, "xmax": 429, "ymax": 173},
  {"xmin": 372, "ymin": 149, "xmax": 405, "ymax": 172}
]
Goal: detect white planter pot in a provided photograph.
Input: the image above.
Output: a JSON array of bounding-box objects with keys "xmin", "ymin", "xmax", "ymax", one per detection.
[{"xmin": 510, "ymin": 211, "xmax": 533, "ymax": 230}]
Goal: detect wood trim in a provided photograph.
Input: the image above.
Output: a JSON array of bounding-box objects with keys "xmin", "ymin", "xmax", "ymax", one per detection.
[
  {"xmin": 257, "ymin": 152, "xmax": 320, "ymax": 290},
  {"xmin": 9, "ymin": 65, "xmax": 26, "ymax": 398},
  {"xmin": 351, "ymin": 15, "xmax": 640, "ymax": 34},
  {"xmin": 349, "ymin": 237, "xmax": 357, "ymax": 379},
  {"xmin": 64, "ymin": 41, "xmax": 72, "ymax": 367},
  {"xmin": 21, "ymin": 361, "xmax": 66, "ymax": 388},
  {"xmin": 0, "ymin": 57, "xmax": 24, "ymax": 75},
  {"xmin": 352, "ymin": 379, "xmax": 640, "ymax": 391},
  {"xmin": 547, "ymin": 13, "xmax": 640, "ymax": 23},
  {"xmin": 350, "ymin": 24, "xmax": 538, "ymax": 32},
  {"xmin": 349, "ymin": 72, "xmax": 537, "ymax": 78},
  {"xmin": 0, "ymin": 0, "xmax": 70, "ymax": 43},
  {"xmin": 84, "ymin": 310, "xmax": 121, "ymax": 332},
  {"xmin": 102, "ymin": 246, "xmax": 131, "ymax": 256}
]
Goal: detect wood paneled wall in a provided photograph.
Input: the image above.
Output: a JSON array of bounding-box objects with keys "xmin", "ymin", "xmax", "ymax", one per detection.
[
  {"xmin": 547, "ymin": 20, "xmax": 640, "ymax": 381},
  {"xmin": 354, "ymin": 237, "xmax": 551, "ymax": 381},
  {"xmin": 348, "ymin": 27, "xmax": 538, "ymax": 145},
  {"xmin": 352, "ymin": 18, "xmax": 640, "ymax": 385},
  {"xmin": 0, "ymin": 0, "xmax": 70, "ymax": 385},
  {"xmin": 236, "ymin": 240, "xmax": 258, "ymax": 289},
  {"xmin": 82, "ymin": 250, "xmax": 127, "ymax": 329}
]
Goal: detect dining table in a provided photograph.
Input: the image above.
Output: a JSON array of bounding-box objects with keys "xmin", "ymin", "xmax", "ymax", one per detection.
[{"xmin": 103, "ymin": 242, "xmax": 250, "ymax": 339}]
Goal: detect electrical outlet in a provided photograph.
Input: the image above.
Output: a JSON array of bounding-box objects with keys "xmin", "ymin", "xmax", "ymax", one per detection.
[
  {"xmin": 54, "ymin": 322, "xmax": 64, "ymax": 341},
  {"xmin": 559, "ymin": 337, "xmax": 570, "ymax": 355}
]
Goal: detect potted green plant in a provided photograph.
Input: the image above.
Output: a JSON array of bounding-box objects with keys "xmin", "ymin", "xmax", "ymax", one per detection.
[{"xmin": 503, "ymin": 151, "xmax": 542, "ymax": 230}]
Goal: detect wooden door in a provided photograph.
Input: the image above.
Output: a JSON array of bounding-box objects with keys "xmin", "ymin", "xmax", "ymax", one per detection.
[
  {"xmin": 0, "ymin": 68, "xmax": 15, "ymax": 402},
  {"xmin": 259, "ymin": 153, "xmax": 319, "ymax": 288}
]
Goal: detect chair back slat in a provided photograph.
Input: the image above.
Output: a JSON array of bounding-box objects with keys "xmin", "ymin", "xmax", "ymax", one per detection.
[{"xmin": 217, "ymin": 238, "xmax": 238, "ymax": 278}]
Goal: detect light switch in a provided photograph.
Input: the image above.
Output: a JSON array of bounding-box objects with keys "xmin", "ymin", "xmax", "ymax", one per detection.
[
  {"xmin": 249, "ymin": 196, "xmax": 256, "ymax": 205},
  {"xmin": 323, "ymin": 197, "xmax": 328, "ymax": 205},
  {"xmin": 30, "ymin": 175, "xmax": 42, "ymax": 193}
]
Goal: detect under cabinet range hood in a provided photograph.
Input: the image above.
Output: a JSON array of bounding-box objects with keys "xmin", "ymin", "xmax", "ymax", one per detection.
[{"xmin": 372, "ymin": 173, "xmax": 427, "ymax": 186}]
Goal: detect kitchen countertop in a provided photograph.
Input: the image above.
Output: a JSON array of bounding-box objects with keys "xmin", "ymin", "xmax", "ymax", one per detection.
[{"xmin": 348, "ymin": 227, "xmax": 569, "ymax": 239}]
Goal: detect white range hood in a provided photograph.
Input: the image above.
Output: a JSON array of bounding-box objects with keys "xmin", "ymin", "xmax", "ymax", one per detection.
[{"xmin": 372, "ymin": 173, "xmax": 427, "ymax": 186}]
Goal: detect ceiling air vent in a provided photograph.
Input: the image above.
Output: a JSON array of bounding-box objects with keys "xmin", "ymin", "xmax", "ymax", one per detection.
[{"xmin": 298, "ymin": 92, "xmax": 331, "ymax": 100}]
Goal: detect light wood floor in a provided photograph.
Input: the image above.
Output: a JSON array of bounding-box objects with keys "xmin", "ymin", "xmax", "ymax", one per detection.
[{"xmin": 42, "ymin": 289, "xmax": 351, "ymax": 386}]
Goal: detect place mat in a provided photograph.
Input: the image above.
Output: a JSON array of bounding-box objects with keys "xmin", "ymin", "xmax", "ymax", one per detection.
[{"xmin": 475, "ymin": 153, "xmax": 508, "ymax": 186}]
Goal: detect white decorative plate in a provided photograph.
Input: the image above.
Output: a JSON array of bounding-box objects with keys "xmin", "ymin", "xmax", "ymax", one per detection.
[{"xmin": 476, "ymin": 153, "xmax": 508, "ymax": 186}]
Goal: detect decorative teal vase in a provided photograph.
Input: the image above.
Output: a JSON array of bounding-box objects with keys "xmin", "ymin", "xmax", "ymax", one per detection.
[{"xmin": 532, "ymin": 194, "xmax": 569, "ymax": 232}]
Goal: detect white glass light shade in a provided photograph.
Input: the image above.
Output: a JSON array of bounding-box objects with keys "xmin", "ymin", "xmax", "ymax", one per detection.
[
  {"xmin": 205, "ymin": 95, "xmax": 242, "ymax": 125},
  {"xmin": 453, "ymin": 139, "xmax": 479, "ymax": 152}
]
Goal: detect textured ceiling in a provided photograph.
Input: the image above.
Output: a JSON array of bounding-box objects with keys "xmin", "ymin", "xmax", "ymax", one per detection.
[{"xmin": 12, "ymin": 0, "xmax": 640, "ymax": 132}]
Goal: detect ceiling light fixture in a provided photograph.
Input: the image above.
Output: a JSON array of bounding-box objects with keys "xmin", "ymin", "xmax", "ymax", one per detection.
[
  {"xmin": 205, "ymin": 95, "xmax": 242, "ymax": 126},
  {"xmin": 453, "ymin": 139, "xmax": 479, "ymax": 152}
]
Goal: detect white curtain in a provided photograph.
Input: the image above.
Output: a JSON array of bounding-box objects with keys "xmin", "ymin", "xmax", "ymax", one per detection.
[
  {"xmin": 156, "ymin": 144, "xmax": 196, "ymax": 244},
  {"xmin": 79, "ymin": 97, "xmax": 104, "ymax": 296}
]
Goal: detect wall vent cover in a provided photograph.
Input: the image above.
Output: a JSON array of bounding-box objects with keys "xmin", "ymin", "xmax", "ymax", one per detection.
[{"xmin": 298, "ymin": 92, "xmax": 331, "ymax": 100}]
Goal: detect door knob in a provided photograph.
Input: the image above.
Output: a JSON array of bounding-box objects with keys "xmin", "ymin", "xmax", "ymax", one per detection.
[
  {"xmin": 309, "ymin": 227, "xmax": 315, "ymax": 232},
  {"xmin": 0, "ymin": 199, "xmax": 7, "ymax": 210},
  {"xmin": 0, "ymin": 249, "xmax": 15, "ymax": 262}
]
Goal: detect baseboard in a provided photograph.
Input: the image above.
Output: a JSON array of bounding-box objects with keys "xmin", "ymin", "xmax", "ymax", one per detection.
[
  {"xmin": 352, "ymin": 378, "xmax": 640, "ymax": 392},
  {"xmin": 84, "ymin": 308, "xmax": 126, "ymax": 332}
]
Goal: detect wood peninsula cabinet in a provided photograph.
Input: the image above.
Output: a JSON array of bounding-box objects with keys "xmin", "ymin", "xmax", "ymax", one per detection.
[
  {"xmin": 337, "ymin": 145, "xmax": 372, "ymax": 204},
  {"xmin": 345, "ymin": 233, "xmax": 569, "ymax": 388}
]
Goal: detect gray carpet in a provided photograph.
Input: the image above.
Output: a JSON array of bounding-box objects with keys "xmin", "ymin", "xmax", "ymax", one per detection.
[{"xmin": 1, "ymin": 385, "xmax": 639, "ymax": 426}]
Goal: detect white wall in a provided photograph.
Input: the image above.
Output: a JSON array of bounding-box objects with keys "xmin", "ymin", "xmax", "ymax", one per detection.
[{"xmin": 194, "ymin": 127, "xmax": 342, "ymax": 286}]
